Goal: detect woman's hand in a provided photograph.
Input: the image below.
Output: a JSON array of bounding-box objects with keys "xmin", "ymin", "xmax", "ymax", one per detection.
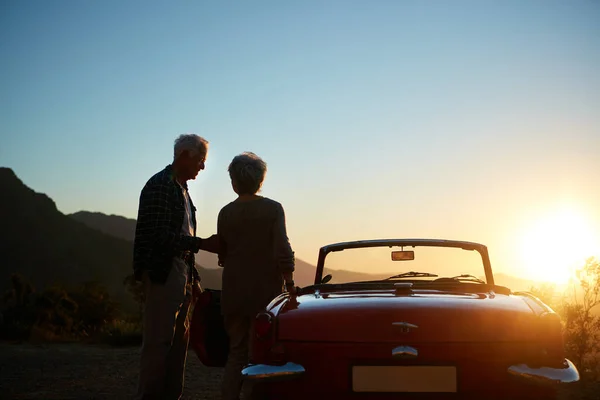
[{"xmin": 285, "ymin": 280, "xmax": 297, "ymax": 296}]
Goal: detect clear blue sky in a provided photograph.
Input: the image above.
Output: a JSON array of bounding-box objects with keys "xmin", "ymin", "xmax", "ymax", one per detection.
[{"xmin": 2, "ymin": 1, "xmax": 599, "ymax": 281}]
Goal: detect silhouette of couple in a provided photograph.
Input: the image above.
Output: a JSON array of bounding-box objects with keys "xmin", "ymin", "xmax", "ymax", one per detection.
[{"xmin": 133, "ymin": 133, "xmax": 296, "ymax": 400}]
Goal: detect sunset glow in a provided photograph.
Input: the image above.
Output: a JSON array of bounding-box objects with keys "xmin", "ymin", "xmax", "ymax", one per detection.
[
  {"xmin": 519, "ymin": 206, "xmax": 599, "ymax": 284},
  {"xmin": 2, "ymin": 2, "xmax": 599, "ymax": 288}
]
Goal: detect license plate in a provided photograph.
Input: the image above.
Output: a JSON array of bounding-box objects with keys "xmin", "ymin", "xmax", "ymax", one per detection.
[{"xmin": 352, "ymin": 366, "xmax": 457, "ymax": 393}]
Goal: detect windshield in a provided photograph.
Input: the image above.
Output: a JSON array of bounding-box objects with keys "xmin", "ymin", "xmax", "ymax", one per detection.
[{"xmin": 321, "ymin": 245, "xmax": 486, "ymax": 284}]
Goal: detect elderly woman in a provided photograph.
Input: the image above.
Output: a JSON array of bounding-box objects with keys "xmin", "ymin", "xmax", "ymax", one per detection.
[{"xmin": 217, "ymin": 152, "xmax": 295, "ymax": 400}]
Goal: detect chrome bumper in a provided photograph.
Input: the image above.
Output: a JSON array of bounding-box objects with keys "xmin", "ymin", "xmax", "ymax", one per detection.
[
  {"xmin": 508, "ymin": 359, "xmax": 579, "ymax": 385},
  {"xmin": 241, "ymin": 362, "xmax": 305, "ymax": 382}
]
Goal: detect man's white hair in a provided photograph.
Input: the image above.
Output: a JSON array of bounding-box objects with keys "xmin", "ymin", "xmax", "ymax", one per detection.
[{"xmin": 173, "ymin": 134, "xmax": 209, "ymax": 159}]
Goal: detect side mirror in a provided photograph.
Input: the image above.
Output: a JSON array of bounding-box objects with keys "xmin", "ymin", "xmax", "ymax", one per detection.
[{"xmin": 321, "ymin": 274, "xmax": 332, "ymax": 284}]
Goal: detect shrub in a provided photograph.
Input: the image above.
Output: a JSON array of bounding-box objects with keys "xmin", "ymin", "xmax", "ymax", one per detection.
[
  {"xmin": 99, "ymin": 319, "xmax": 142, "ymax": 346},
  {"xmin": 0, "ymin": 274, "xmax": 123, "ymax": 342},
  {"xmin": 531, "ymin": 257, "xmax": 600, "ymax": 382}
]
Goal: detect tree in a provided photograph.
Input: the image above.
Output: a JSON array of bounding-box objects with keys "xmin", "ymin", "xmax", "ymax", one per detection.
[
  {"xmin": 34, "ymin": 284, "xmax": 78, "ymax": 337},
  {"xmin": 563, "ymin": 257, "xmax": 600, "ymax": 379},
  {"xmin": 1, "ymin": 274, "xmax": 37, "ymax": 339},
  {"xmin": 532, "ymin": 257, "xmax": 600, "ymax": 382},
  {"xmin": 529, "ymin": 282, "xmax": 560, "ymax": 309},
  {"xmin": 69, "ymin": 281, "xmax": 120, "ymax": 336},
  {"xmin": 3, "ymin": 273, "xmax": 35, "ymax": 308}
]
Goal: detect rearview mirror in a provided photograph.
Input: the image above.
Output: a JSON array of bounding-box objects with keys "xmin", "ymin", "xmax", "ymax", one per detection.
[
  {"xmin": 321, "ymin": 274, "xmax": 332, "ymax": 284},
  {"xmin": 391, "ymin": 250, "xmax": 414, "ymax": 261}
]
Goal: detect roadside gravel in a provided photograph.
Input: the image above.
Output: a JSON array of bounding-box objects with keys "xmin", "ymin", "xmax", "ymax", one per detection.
[{"xmin": 0, "ymin": 343, "xmax": 222, "ymax": 400}]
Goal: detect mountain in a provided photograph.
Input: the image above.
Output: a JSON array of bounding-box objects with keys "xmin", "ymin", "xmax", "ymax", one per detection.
[
  {"xmin": 0, "ymin": 168, "xmax": 134, "ymax": 309},
  {"xmin": 67, "ymin": 211, "xmax": 223, "ymax": 289},
  {"xmin": 69, "ymin": 211, "xmax": 136, "ymax": 242},
  {"xmin": 67, "ymin": 210, "xmax": 320, "ymax": 288}
]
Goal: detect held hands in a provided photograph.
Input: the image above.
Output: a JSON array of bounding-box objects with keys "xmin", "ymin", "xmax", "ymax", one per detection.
[{"xmin": 200, "ymin": 234, "xmax": 220, "ymax": 253}]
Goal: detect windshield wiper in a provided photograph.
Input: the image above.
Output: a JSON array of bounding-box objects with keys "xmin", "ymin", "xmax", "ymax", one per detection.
[
  {"xmin": 450, "ymin": 274, "xmax": 486, "ymax": 284},
  {"xmin": 385, "ymin": 271, "xmax": 438, "ymax": 280}
]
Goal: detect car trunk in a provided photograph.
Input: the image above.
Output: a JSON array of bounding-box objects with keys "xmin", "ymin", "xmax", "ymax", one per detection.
[{"xmin": 276, "ymin": 289, "xmax": 538, "ymax": 343}]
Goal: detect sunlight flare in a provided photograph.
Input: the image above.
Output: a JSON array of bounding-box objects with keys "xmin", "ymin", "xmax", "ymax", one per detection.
[{"xmin": 519, "ymin": 206, "xmax": 599, "ymax": 284}]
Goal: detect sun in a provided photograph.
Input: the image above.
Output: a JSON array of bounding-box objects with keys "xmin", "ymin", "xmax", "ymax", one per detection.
[{"xmin": 518, "ymin": 206, "xmax": 599, "ymax": 284}]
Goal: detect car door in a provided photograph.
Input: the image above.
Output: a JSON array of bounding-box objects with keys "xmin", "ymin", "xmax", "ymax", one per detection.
[{"xmin": 189, "ymin": 288, "xmax": 229, "ymax": 367}]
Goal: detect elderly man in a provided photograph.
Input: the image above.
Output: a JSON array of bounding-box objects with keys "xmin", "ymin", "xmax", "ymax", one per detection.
[{"xmin": 133, "ymin": 133, "xmax": 218, "ymax": 400}]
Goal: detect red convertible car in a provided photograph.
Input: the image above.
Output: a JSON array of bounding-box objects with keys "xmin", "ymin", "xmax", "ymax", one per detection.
[{"xmin": 192, "ymin": 239, "xmax": 579, "ymax": 399}]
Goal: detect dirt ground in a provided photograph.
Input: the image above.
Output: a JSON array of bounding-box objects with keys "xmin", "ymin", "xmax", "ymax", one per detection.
[
  {"xmin": 1, "ymin": 343, "xmax": 598, "ymax": 400},
  {"xmin": 0, "ymin": 342, "xmax": 223, "ymax": 399}
]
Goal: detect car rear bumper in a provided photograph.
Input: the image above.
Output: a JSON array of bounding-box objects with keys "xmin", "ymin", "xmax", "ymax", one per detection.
[
  {"xmin": 242, "ymin": 362, "xmax": 305, "ymax": 382},
  {"xmin": 508, "ymin": 358, "xmax": 579, "ymax": 385},
  {"xmin": 244, "ymin": 361, "xmax": 563, "ymax": 399}
]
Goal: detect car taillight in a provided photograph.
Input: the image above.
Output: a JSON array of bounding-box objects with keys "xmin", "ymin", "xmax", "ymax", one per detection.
[
  {"xmin": 250, "ymin": 312, "xmax": 278, "ymax": 365},
  {"xmin": 538, "ymin": 312, "xmax": 565, "ymax": 366},
  {"xmin": 254, "ymin": 312, "xmax": 273, "ymax": 340}
]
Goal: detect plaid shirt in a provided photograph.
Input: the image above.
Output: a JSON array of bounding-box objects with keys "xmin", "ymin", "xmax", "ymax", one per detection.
[{"xmin": 133, "ymin": 164, "xmax": 201, "ymax": 284}]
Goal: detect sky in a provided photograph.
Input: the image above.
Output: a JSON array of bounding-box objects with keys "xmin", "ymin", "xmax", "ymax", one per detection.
[{"xmin": 2, "ymin": 0, "xmax": 599, "ymax": 283}]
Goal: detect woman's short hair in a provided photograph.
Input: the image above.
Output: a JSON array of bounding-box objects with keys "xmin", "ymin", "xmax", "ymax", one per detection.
[
  {"xmin": 228, "ymin": 152, "xmax": 267, "ymax": 195},
  {"xmin": 174, "ymin": 134, "xmax": 209, "ymax": 159}
]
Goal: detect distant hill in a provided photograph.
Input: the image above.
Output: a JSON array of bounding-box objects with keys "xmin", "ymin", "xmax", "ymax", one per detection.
[
  {"xmin": 0, "ymin": 168, "xmax": 134, "ymax": 310},
  {"xmin": 67, "ymin": 210, "xmax": 549, "ymax": 292},
  {"xmin": 491, "ymin": 273, "xmax": 546, "ymax": 292},
  {"xmin": 69, "ymin": 211, "xmax": 136, "ymax": 242},
  {"xmin": 66, "ymin": 210, "xmax": 222, "ymax": 289},
  {"xmin": 323, "ymin": 268, "xmax": 389, "ymax": 284},
  {"xmin": 68, "ymin": 210, "xmax": 320, "ymax": 288}
]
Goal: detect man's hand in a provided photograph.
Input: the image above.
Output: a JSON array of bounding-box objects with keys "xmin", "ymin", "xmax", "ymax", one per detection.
[{"xmin": 200, "ymin": 234, "xmax": 220, "ymax": 253}]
